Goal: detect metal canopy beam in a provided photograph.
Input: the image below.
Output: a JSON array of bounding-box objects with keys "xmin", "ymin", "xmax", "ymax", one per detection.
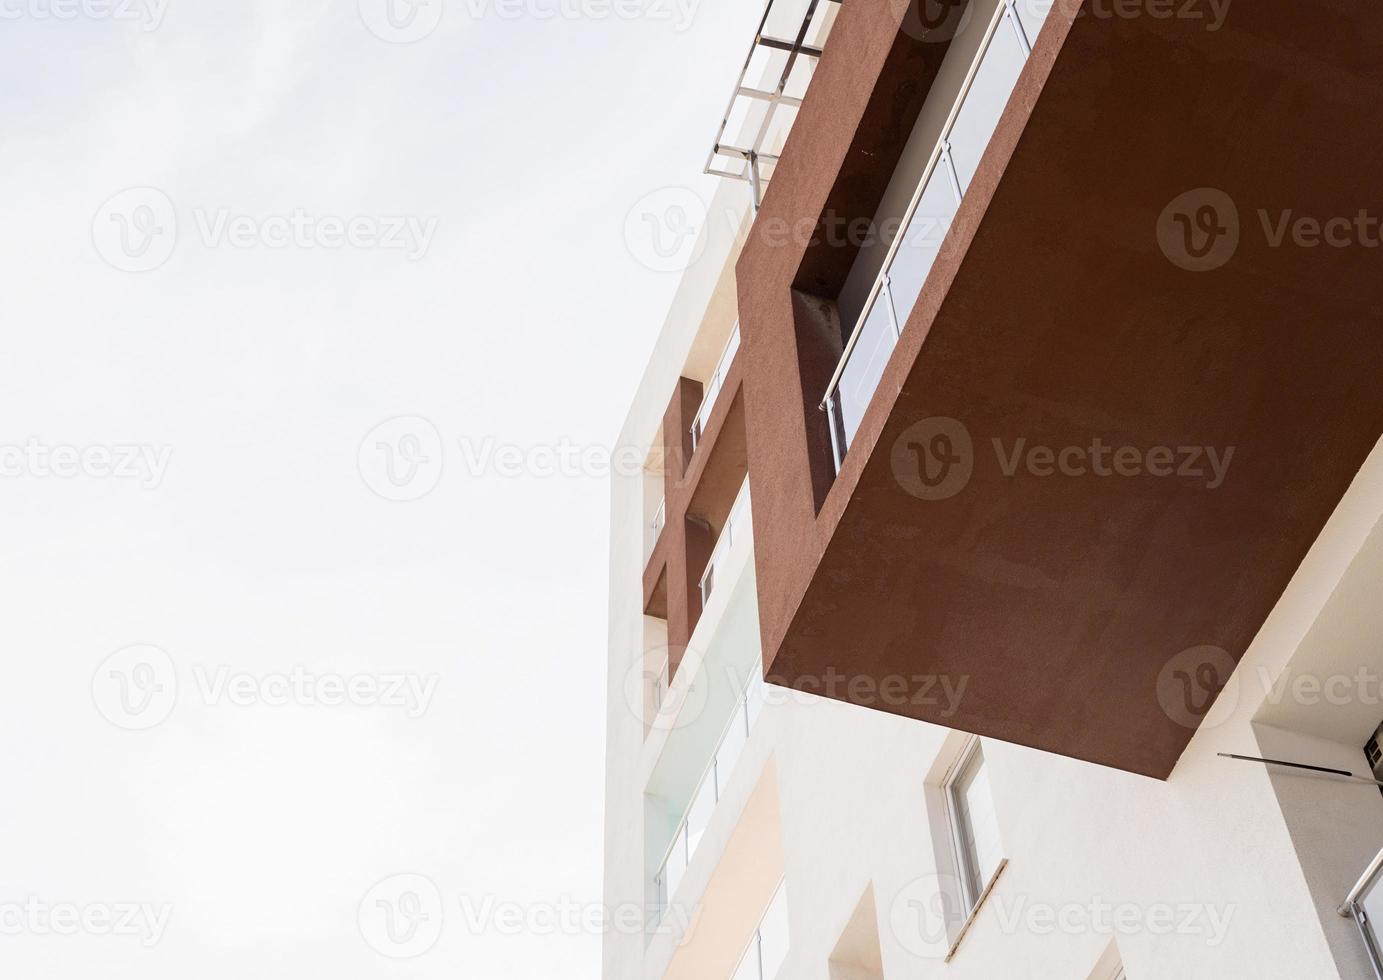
[{"xmin": 702, "ymin": 0, "xmax": 841, "ymax": 210}]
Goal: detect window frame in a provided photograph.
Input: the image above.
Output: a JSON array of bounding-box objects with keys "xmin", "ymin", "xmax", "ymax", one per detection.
[{"xmin": 943, "ymin": 737, "xmax": 999, "ymax": 913}]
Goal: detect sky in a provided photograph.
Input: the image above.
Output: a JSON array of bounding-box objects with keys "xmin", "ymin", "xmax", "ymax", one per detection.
[{"xmin": 0, "ymin": 0, "xmax": 756, "ymax": 975}]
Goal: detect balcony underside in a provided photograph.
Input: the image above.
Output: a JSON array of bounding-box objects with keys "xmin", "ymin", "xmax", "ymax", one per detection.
[{"xmin": 750, "ymin": 1, "xmax": 1383, "ymax": 778}]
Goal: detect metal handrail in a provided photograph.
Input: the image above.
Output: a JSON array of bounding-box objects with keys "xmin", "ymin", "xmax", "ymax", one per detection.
[
  {"xmin": 1341, "ymin": 845, "xmax": 1383, "ymax": 917},
  {"xmin": 818, "ymin": 0, "xmax": 1033, "ymax": 467},
  {"xmin": 730, "ymin": 878, "xmax": 789, "ymax": 980},
  {"xmin": 699, "ymin": 479, "xmax": 752, "ymax": 605},
  {"xmin": 690, "ymin": 322, "xmax": 742, "ymax": 452}
]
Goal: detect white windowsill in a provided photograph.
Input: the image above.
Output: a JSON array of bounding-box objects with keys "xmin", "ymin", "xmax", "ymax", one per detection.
[{"xmin": 944, "ymin": 857, "xmax": 1009, "ymax": 963}]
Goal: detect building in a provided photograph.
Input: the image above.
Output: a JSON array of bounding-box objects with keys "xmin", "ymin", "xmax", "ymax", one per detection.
[{"xmin": 604, "ymin": 0, "xmax": 1383, "ymax": 977}]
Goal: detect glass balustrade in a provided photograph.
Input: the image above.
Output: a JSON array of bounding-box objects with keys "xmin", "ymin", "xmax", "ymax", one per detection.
[
  {"xmin": 1341, "ymin": 844, "xmax": 1383, "ymax": 978},
  {"xmin": 699, "ymin": 479, "xmax": 751, "ymax": 608},
  {"xmin": 645, "ymin": 497, "xmax": 667, "ymax": 565},
  {"xmin": 732, "ymin": 880, "xmax": 791, "ymax": 980},
  {"xmin": 690, "ymin": 322, "xmax": 742, "ymax": 452},
  {"xmin": 823, "ymin": 0, "xmax": 1046, "ymax": 471},
  {"xmin": 652, "ymin": 670, "xmax": 766, "ymax": 923}
]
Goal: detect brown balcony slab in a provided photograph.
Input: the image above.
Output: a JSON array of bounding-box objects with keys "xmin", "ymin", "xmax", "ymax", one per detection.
[{"xmin": 740, "ymin": 0, "xmax": 1383, "ymax": 778}]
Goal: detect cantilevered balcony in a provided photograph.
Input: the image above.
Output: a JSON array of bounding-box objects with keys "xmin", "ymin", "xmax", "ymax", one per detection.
[{"xmin": 734, "ymin": 0, "xmax": 1383, "ymax": 778}]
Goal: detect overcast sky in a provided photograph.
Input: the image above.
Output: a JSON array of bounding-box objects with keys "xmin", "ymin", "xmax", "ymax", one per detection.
[{"xmin": 0, "ymin": 1, "xmax": 752, "ymax": 975}]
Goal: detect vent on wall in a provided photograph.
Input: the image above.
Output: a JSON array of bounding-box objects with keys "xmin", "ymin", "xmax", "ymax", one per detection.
[{"xmin": 1365, "ymin": 721, "xmax": 1383, "ymax": 799}]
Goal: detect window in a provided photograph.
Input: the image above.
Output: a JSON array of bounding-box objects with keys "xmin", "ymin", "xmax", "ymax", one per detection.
[{"xmin": 945, "ymin": 740, "xmax": 1004, "ymax": 912}]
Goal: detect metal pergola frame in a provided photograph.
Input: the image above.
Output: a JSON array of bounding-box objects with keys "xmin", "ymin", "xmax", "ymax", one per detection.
[{"xmin": 703, "ymin": 0, "xmax": 842, "ymax": 209}]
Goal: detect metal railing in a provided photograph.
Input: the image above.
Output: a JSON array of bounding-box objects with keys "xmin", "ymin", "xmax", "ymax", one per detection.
[
  {"xmin": 732, "ymin": 879, "xmax": 791, "ymax": 980},
  {"xmin": 699, "ymin": 478, "xmax": 751, "ymax": 608},
  {"xmin": 821, "ymin": 0, "xmax": 1045, "ymax": 472},
  {"xmin": 1340, "ymin": 844, "xmax": 1383, "ymax": 979},
  {"xmin": 652, "ymin": 669, "xmax": 766, "ymax": 922},
  {"xmin": 690, "ymin": 322, "xmax": 742, "ymax": 453},
  {"xmin": 645, "ymin": 498, "xmax": 667, "ymax": 565}
]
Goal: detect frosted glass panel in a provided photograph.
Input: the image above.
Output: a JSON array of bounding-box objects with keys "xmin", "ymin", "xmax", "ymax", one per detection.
[
  {"xmin": 685, "ymin": 774, "xmax": 716, "ymax": 855},
  {"xmin": 1014, "ymin": 0, "xmax": 1052, "ymax": 44},
  {"xmin": 948, "ymin": 21, "xmax": 1027, "ymax": 190},
  {"xmin": 664, "ymin": 829, "xmax": 687, "ymax": 902},
  {"xmin": 887, "ymin": 167, "xmax": 960, "ymax": 326},
  {"xmin": 758, "ymin": 883, "xmax": 791, "ymax": 979},
  {"xmin": 716, "ymin": 705, "xmax": 748, "ymax": 792},
  {"xmin": 733, "ymin": 935, "xmax": 761, "ymax": 980},
  {"xmin": 835, "ymin": 294, "xmax": 896, "ymax": 447},
  {"xmin": 1360, "ymin": 871, "xmax": 1383, "ymax": 964}
]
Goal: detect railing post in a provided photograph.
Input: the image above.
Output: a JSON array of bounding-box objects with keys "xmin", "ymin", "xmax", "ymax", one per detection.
[
  {"xmin": 939, "ymin": 139, "xmax": 963, "ymax": 200},
  {"xmin": 1005, "ymin": 0, "xmax": 1032, "ymax": 57},
  {"xmin": 824, "ymin": 396, "xmax": 844, "ymax": 473},
  {"xmin": 882, "ymin": 275, "xmax": 902, "ymax": 340}
]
